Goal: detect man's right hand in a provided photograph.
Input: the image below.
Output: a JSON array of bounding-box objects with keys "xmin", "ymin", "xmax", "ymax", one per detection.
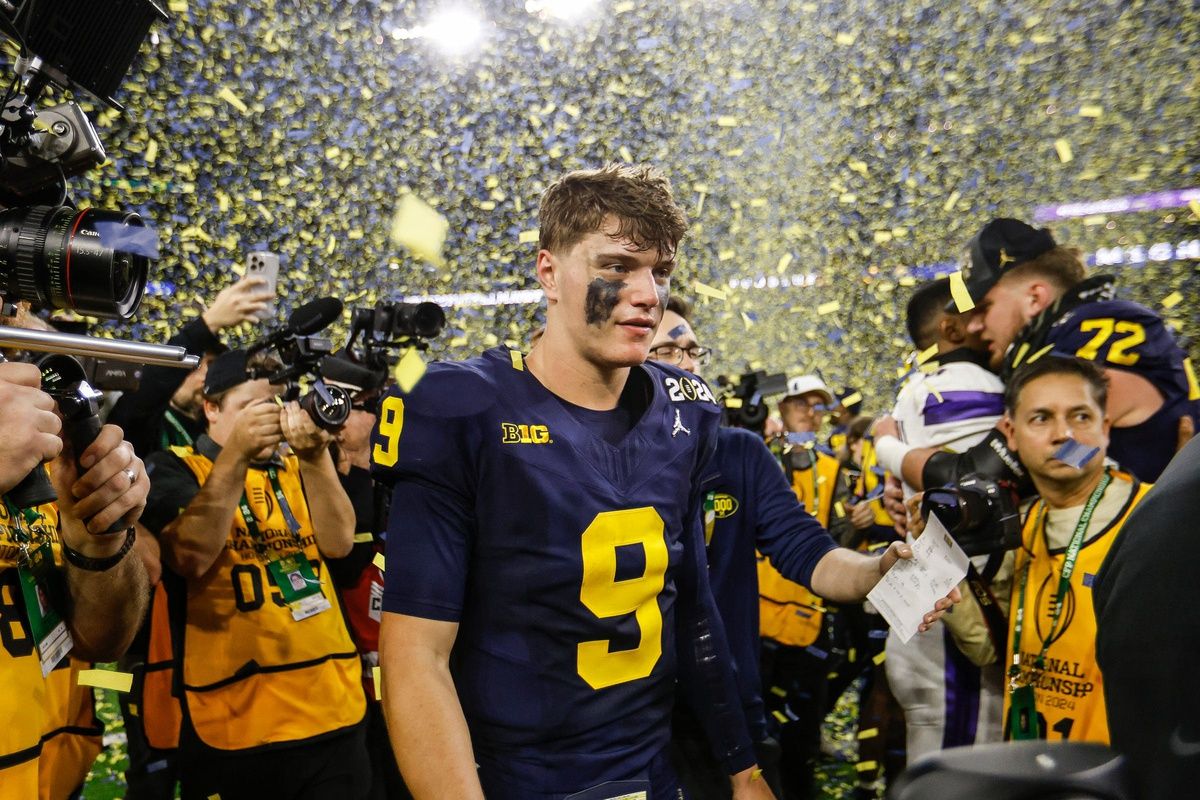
[
  {"xmin": 202, "ymin": 275, "xmax": 272, "ymax": 333},
  {"xmin": 225, "ymin": 398, "xmax": 284, "ymax": 460},
  {"xmin": 0, "ymin": 362, "xmax": 63, "ymax": 494}
]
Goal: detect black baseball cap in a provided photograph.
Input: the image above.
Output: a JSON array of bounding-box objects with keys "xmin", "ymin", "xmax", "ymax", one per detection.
[
  {"xmin": 203, "ymin": 349, "xmax": 252, "ymax": 396},
  {"xmin": 952, "ymin": 218, "xmax": 1057, "ymax": 310}
]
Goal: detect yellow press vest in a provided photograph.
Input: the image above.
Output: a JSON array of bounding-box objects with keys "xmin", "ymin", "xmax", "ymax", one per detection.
[
  {"xmin": 854, "ymin": 438, "xmax": 896, "ymax": 531},
  {"xmin": 168, "ymin": 447, "xmax": 365, "ymax": 751},
  {"xmin": 1003, "ymin": 471, "xmax": 1149, "ymax": 745},
  {"xmin": 0, "ymin": 497, "xmax": 102, "ymax": 800},
  {"xmin": 757, "ymin": 449, "xmax": 841, "ymax": 647}
]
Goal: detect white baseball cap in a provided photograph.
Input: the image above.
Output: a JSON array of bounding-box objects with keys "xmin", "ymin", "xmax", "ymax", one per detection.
[{"xmin": 784, "ymin": 375, "xmax": 834, "ymax": 406}]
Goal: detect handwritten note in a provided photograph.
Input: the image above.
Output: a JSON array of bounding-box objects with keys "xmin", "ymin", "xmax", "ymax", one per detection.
[{"xmin": 867, "ymin": 513, "xmax": 968, "ymax": 643}]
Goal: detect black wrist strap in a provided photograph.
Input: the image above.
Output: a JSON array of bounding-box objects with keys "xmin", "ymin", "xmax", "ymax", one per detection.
[{"xmin": 61, "ymin": 527, "xmax": 136, "ymax": 572}]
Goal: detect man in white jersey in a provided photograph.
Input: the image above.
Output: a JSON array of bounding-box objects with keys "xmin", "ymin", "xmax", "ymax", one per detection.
[{"xmin": 879, "ymin": 278, "xmax": 1007, "ymax": 761}]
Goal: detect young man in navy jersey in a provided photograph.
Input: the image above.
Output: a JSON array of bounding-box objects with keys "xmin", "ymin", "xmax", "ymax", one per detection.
[
  {"xmin": 373, "ymin": 165, "xmax": 775, "ymax": 800},
  {"xmin": 650, "ymin": 297, "xmax": 957, "ymax": 800}
]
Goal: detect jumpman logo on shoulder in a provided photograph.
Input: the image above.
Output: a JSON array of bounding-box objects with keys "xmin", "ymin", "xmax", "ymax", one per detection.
[{"xmin": 672, "ymin": 408, "xmax": 691, "ymax": 438}]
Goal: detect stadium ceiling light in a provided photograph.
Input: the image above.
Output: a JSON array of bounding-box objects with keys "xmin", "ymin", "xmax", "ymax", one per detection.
[
  {"xmin": 390, "ymin": 6, "xmax": 486, "ymax": 55},
  {"xmin": 426, "ymin": 7, "xmax": 485, "ymax": 54},
  {"xmin": 525, "ymin": 0, "xmax": 600, "ymax": 22}
]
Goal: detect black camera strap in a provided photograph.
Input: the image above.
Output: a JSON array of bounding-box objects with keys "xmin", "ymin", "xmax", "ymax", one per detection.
[{"xmin": 964, "ymin": 561, "xmax": 1008, "ymax": 659}]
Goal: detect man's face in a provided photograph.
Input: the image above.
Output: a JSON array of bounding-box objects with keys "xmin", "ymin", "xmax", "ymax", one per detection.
[
  {"xmin": 540, "ymin": 216, "xmax": 673, "ymax": 371},
  {"xmin": 172, "ymin": 353, "xmax": 215, "ymax": 417},
  {"xmin": 778, "ymin": 391, "xmax": 827, "ymax": 433},
  {"xmin": 648, "ymin": 309, "xmax": 701, "ymax": 375},
  {"xmin": 966, "ymin": 275, "xmax": 1047, "ymax": 369},
  {"xmin": 1003, "ymin": 372, "xmax": 1110, "ymax": 489},
  {"xmin": 205, "ymin": 378, "xmax": 281, "ymax": 461}
]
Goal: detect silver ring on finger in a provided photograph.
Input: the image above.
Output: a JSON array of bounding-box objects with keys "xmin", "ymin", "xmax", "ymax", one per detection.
[{"xmin": 123, "ymin": 466, "xmax": 137, "ymax": 485}]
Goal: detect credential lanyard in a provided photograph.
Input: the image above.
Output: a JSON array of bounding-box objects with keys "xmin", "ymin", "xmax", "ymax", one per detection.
[
  {"xmin": 236, "ymin": 466, "xmax": 303, "ymax": 546},
  {"xmin": 160, "ymin": 409, "xmax": 195, "ymax": 450},
  {"xmin": 1009, "ymin": 470, "xmax": 1111, "ymax": 681}
]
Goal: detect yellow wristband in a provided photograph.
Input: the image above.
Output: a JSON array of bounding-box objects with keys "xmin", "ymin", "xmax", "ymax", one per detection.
[{"xmin": 751, "ymin": 768, "xmax": 763, "ymax": 781}]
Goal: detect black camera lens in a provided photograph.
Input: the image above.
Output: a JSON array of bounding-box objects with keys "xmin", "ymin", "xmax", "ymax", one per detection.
[
  {"xmin": 395, "ymin": 301, "xmax": 446, "ymax": 339},
  {"xmin": 0, "ymin": 205, "xmax": 149, "ymax": 319},
  {"xmin": 922, "ymin": 488, "xmax": 966, "ymax": 531},
  {"xmin": 299, "ymin": 382, "xmax": 351, "ymax": 431}
]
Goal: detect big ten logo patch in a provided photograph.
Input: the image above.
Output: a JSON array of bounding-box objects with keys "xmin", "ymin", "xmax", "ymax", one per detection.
[
  {"xmin": 712, "ymin": 493, "xmax": 739, "ymax": 518},
  {"xmin": 664, "ymin": 376, "xmax": 716, "ymax": 403},
  {"xmin": 501, "ymin": 423, "xmax": 552, "ymax": 445}
]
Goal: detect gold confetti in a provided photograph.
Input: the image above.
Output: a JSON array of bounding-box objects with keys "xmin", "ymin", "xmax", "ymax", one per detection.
[
  {"xmin": 1162, "ymin": 291, "xmax": 1183, "ymax": 309},
  {"xmin": 1078, "ymin": 104, "xmax": 1104, "ymax": 118},
  {"xmin": 518, "ymin": 229, "xmax": 540, "ymax": 244},
  {"xmin": 694, "ymin": 282, "xmax": 728, "ymax": 301},
  {"xmin": 78, "ymin": 669, "xmax": 134, "ymax": 693},
  {"xmin": 372, "ymin": 552, "xmax": 386, "ymax": 571},
  {"xmin": 216, "ymin": 87, "xmax": 249, "ymax": 114},
  {"xmin": 394, "ymin": 348, "xmax": 427, "ymax": 393},
  {"xmin": 776, "ymin": 253, "xmax": 793, "ymax": 273},
  {"xmin": 835, "ymin": 31, "xmax": 857, "ymax": 45},
  {"xmin": 949, "ymin": 271, "xmax": 975, "ymax": 312},
  {"xmin": 856, "ymin": 760, "xmax": 879, "ymax": 773},
  {"xmin": 817, "ymin": 301, "xmax": 840, "ymax": 315},
  {"xmin": 390, "ymin": 194, "xmax": 449, "ymax": 267},
  {"xmin": 858, "ymin": 727, "xmax": 879, "ymax": 740},
  {"xmin": 840, "ymin": 391, "xmax": 863, "ymax": 407},
  {"xmin": 353, "ymin": 532, "xmax": 373, "ymax": 543},
  {"xmin": 372, "ymin": 666, "xmax": 382, "ymax": 699},
  {"xmin": 916, "ymin": 344, "xmax": 939, "ymax": 364},
  {"xmin": 1054, "ymin": 138, "xmax": 1074, "ymax": 163},
  {"xmin": 716, "ymin": 116, "xmax": 739, "ymax": 127}
]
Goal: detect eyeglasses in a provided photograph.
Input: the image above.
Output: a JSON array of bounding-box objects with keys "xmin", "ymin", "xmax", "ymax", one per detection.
[{"xmin": 648, "ymin": 343, "xmax": 712, "ymax": 366}]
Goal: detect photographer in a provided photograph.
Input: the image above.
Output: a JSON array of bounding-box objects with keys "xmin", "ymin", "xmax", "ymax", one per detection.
[
  {"xmin": 651, "ymin": 299, "xmax": 956, "ymax": 800},
  {"xmin": 140, "ymin": 349, "xmax": 366, "ymax": 799},
  {"xmin": 874, "ymin": 218, "xmax": 1197, "ymax": 490},
  {"xmin": 108, "ymin": 275, "xmax": 272, "ymax": 456},
  {"xmin": 0, "ymin": 359, "xmax": 151, "ymax": 796},
  {"xmin": 912, "ymin": 356, "xmax": 1148, "ymax": 744}
]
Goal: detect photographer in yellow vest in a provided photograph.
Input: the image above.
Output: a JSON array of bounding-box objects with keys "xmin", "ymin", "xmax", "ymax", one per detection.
[
  {"xmin": 0, "ymin": 359, "xmax": 151, "ymax": 799},
  {"xmin": 141, "ymin": 349, "xmax": 366, "ymax": 799},
  {"xmin": 998, "ymin": 355, "xmax": 1149, "ymax": 744}
]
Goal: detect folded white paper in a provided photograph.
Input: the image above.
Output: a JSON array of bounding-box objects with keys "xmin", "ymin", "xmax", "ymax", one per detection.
[{"xmin": 867, "ymin": 513, "xmax": 969, "ymax": 643}]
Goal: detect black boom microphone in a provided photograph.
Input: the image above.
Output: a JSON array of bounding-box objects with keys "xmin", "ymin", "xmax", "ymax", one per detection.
[{"xmin": 289, "ymin": 296, "xmax": 343, "ymax": 336}]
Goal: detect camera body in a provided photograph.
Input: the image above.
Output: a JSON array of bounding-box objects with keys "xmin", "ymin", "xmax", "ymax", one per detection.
[
  {"xmin": 343, "ymin": 301, "xmax": 446, "ymax": 388},
  {"xmin": 247, "ymin": 298, "xmax": 352, "ymax": 431},
  {"xmin": 920, "ymin": 473, "xmax": 1022, "ymax": 557},
  {"xmin": 716, "ymin": 370, "xmax": 789, "ymax": 433}
]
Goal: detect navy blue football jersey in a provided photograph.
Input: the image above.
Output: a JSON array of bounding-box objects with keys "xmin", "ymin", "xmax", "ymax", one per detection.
[
  {"xmin": 372, "ymin": 347, "xmax": 754, "ymax": 798},
  {"xmin": 700, "ymin": 427, "xmax": 839, "ymax": 742},
  {"xmin": 1041, "ymin": 297, "xmax": 1200, "ymax": 481}
]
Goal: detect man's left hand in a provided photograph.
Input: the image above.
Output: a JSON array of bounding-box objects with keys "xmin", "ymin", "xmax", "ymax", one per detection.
[
  {"xmin": 878, "ymin": 539, "xmax": 961, "ymax": 632},
  {"xmin": 281, "ymin": 401, "xmax": 334, "ymax": 459}
]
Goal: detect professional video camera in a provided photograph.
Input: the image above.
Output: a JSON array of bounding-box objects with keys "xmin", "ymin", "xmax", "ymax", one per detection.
[
  {"xmin": 339, "ymin": 300, "xmax": 446, "ymax": 387},
  {"xmin": 0, "ymin": 2, "xmax": 197, "ymax": 511},
  {"xmin": 920, "ymin": 473, "xmax": 1021, "ymax": 557},
  {"xmin": 715, "ymin": 370, "xmax": 789, "ymax": 432},
  {"xmin": 246, "ymin": 297, "xmax": 358, "ymax": 431}
]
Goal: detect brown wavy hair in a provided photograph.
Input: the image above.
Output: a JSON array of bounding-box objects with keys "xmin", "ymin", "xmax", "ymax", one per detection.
[{"xmin": 538, "ymin": 163, "xmax": 689, "ymax": 257}]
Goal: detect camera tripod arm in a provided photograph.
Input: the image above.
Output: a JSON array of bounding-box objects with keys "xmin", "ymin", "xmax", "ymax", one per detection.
[{"xmin": 0, "ymin": 326, "xmax": 199, "ymax": 369}]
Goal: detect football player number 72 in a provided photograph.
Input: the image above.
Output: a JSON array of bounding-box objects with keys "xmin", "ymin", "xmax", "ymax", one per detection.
[{"xmin": 578, "ymin": 507, "xmax": 669, "ymax": 690}]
